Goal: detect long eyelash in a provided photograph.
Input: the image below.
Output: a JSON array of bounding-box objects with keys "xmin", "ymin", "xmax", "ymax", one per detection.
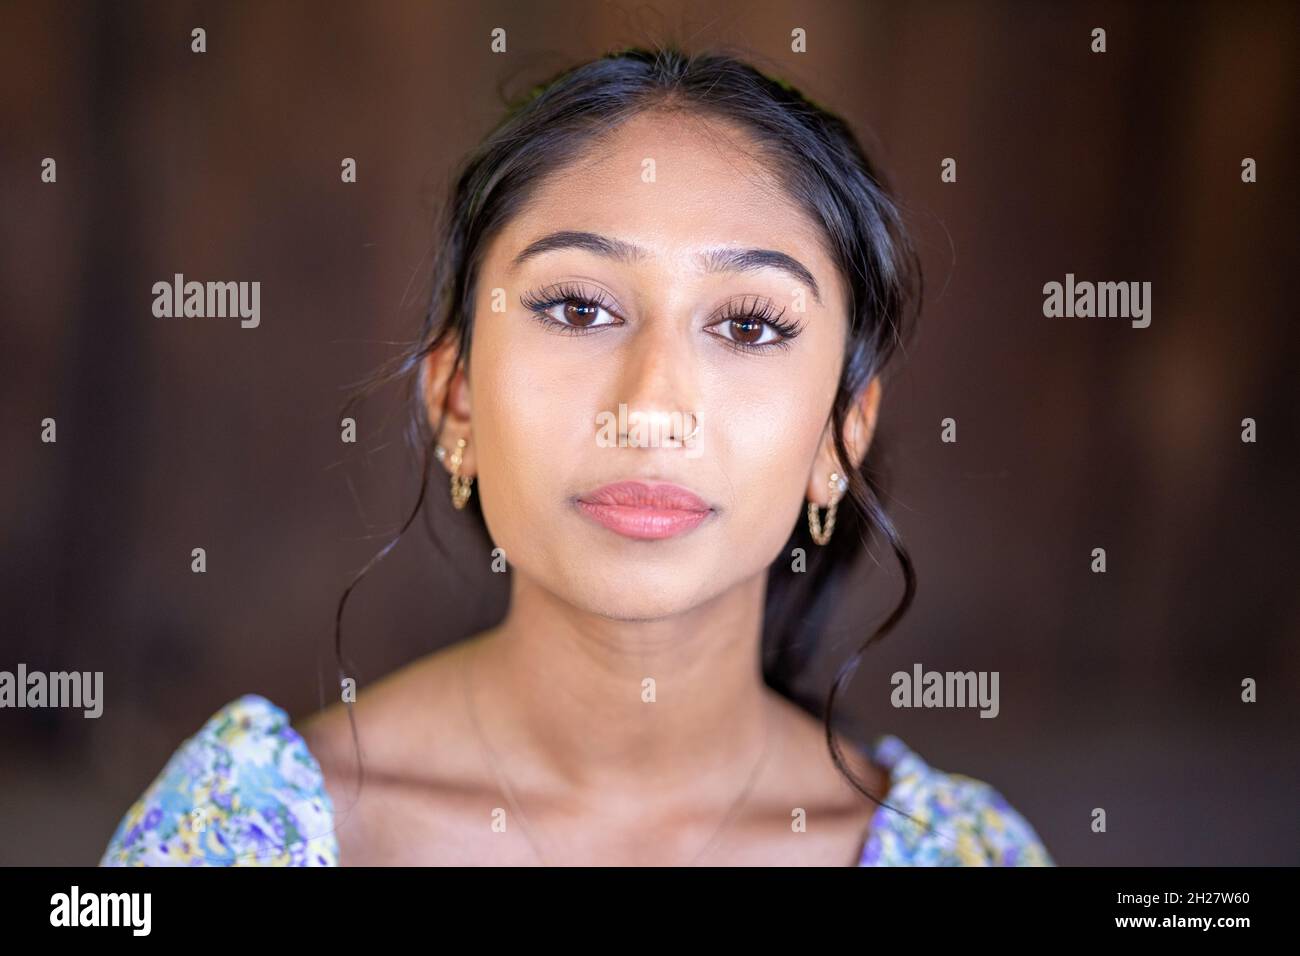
[
  {"xmin": 518, "ymin": 286, "xmax": 805, "ymax": 351},
  {"xmin": 713, "ymin": 295, "xmax": 805, "ymax": 353},
  {"xmin": 519, "ymin": 282, "xmax": 619, "ymax": 336}
]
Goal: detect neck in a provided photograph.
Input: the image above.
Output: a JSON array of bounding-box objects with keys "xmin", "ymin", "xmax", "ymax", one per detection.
[{"xmin": 466, "ymin": 568, "xmax": 778, "ymax": 803}]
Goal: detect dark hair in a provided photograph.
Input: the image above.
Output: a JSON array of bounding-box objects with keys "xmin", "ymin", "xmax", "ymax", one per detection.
[{"xmin": 333, "ymin": 44, "xmax": 924, "ymax": 830}]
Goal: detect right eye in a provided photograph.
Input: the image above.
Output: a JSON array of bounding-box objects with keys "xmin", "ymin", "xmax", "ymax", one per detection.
[
  {"xmin": 519, "ymin": 284, "xmax": 624, "ymax": 336},
  {"xmin": 535, "ymin": 298, "xmax": 620, "ymax": 332}
]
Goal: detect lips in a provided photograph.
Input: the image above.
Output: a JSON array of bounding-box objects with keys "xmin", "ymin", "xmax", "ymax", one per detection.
[{"xmin": 574, "ymin": 480, "xmax": 714, "ymax": 540}]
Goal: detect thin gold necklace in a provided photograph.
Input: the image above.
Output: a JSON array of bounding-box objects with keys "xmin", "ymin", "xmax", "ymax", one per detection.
[{"xmin": 461, "ymin": 639, "xmax": 773, "ymax": 866}]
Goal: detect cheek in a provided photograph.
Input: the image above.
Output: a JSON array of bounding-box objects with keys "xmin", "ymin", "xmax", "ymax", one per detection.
[
  {"xmin": 467, "ymin": 317, "xmax": 603, "ymax": 556},
  {"xmin": 708, "ymin": 380, "xmax": 832, "ymax": 561},
  {"xmin": 695, "ymin": 309, "xmax": 845, "ymax": 566}
]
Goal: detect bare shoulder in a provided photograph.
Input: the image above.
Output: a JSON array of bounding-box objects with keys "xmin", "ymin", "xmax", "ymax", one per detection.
[
  {"xmin": 747, "ymin": 690, "xmax": 892, "ymax": 859},
  {"xmin": 295, "ymin": 636, "xmax": 494, "ymax": 865},
  {"xmin": 764, "ymin": 689, "xmax": 890, "ymax": 803},
  {"xmin": 296, "ymin": 639, "xmax": 488, "ymax": 790}
]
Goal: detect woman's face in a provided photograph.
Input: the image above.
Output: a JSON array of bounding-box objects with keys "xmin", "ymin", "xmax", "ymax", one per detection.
[{"xmin": 438, "ymin": 109, "xmax": 872, "ymax": 620}]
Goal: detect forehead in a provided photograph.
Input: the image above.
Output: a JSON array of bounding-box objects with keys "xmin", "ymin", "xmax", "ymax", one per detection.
[{"xmin": 492, "ymin": 110, "xmax": 841, "ymax": 294}]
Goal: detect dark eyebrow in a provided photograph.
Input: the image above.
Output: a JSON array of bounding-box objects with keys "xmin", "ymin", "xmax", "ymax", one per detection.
[
  {"xmin": 697, "ymin": 246, "xmax": 822, "ymax": 306},
  {"xmin": 510, "ymin": 230, "xmax": 822, "ymax": 306}
]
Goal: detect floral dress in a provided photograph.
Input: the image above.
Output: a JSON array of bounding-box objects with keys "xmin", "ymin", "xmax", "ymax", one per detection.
[{"xmin": 99, "ymin": 694, "xmax": 1054, "ymax": 866}]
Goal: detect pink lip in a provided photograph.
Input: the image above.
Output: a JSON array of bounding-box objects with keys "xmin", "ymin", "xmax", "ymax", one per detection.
[{"xmin": 574, "ymin": 481, "xmax": 714, "ymax": 540}]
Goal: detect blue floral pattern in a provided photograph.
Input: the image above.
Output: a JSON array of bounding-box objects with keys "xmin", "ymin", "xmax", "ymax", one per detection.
[
  {"xmin": 99, "ymin": 694, "xmax": 337, "ymax": 866},
  {"xmin": 859, "ymin": 734, "xmax": 1054, "ymax": 865}
]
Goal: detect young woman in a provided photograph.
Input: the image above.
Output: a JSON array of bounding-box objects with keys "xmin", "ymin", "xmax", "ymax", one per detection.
[{"xmin": 100, "ymin": 46, "xmax": 1053, "ymax": 867}]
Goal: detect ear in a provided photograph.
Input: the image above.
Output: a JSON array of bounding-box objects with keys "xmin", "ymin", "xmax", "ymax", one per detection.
[
  {"xmin": 806, "ymin": 376, "xmax": 882, "ymax": 506},
  {"xmin": 421, "ymin": 341, "xmax": 475, "ymax": 475}
]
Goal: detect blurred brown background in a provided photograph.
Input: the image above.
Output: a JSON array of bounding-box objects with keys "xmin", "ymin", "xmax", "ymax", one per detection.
[{"xmin": 1, "ymin": 0, "xmax": 1297, "ymax": 865}]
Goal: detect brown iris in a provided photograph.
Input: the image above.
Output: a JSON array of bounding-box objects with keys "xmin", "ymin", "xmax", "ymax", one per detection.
[
  {"xmin": 564, "ymin": 302, "xmax": 600, "ymax": 327},
  {"xmin": 729, "ymin": 317, "xmax": 764, "ymax": 345}
]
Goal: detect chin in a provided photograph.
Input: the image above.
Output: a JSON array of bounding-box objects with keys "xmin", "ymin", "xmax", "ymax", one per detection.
[{"xmin": 553, "ymin": 559, "xmax": 728, "ymax": 622}]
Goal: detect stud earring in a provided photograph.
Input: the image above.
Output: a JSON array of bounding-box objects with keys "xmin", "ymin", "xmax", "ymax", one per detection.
[
  {"xmin": 444, "ymin": 437, "xmax": 474, "ymax": 510},
  {"xmin": 807, "ymin": 472, "xmax": 847, "ymax": 546}
]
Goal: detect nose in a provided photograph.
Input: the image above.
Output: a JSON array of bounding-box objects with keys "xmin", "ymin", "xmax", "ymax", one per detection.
[{"xmin": 610, "ymin": 315, "xmax": 701, "ymax": 450}]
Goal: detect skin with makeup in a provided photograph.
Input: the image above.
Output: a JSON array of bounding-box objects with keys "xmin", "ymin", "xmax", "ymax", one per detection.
[{"xmin": 295, "ymin": 108, "xmax": 894, "ymax": 866}]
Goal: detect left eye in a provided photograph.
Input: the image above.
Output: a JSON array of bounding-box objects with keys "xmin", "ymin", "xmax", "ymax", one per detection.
[{"xmin": 705, "ymin": 316, "xmax": 783, "ymax": 347}]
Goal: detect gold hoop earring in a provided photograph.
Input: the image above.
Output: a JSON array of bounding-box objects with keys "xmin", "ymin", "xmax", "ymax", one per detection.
[
  {"xmin": 807, "ymin": 472, "xmax": 847, "ymax": 546},
  {"xmin": 445, "ymin": 437, "xmax": 474, "ymax": 510}
]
